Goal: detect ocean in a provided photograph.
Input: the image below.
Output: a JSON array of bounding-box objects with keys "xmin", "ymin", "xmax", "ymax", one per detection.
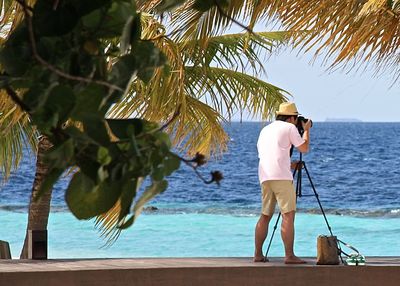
[{"xmin": 0, "ymin": 122, "xmax": 399, "ymax": 258}]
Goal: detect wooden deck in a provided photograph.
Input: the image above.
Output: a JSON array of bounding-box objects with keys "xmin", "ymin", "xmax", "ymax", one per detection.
[{"xmin": 0, "ymin": 257, "xmax": 399, "ymax": 286}]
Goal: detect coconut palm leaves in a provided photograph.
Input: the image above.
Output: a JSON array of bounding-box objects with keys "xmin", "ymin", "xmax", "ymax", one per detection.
[
  {"xmin": 0, "ymin": 0, "xmax": 40, "ymax": 181},
  {"xmin": 109, "ymin": 16, "xmax": 289, "ymax": 157},
  {"xmin": 142, "ymin": 0, "xmax": 400, "ymax": 79},
  {"xmin": 100, "ymin": 14, "xmax": 289, "ymax": 244},
  {"xmin": 267, "ymin": 0, "xmax": 400, "ymax": 77},
  {"xmin": 0, "ymin": 93, "xmax": 38, "ymax": 181}
]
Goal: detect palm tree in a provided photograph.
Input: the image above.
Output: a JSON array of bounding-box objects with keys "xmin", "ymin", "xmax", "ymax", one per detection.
[
  {"xmin": 0, "ymin": 1, "xmax": 290, "ymax": 250},
  {"xmin": 19, "ymin": 136, "xmax": 52, "ymax": 258}
]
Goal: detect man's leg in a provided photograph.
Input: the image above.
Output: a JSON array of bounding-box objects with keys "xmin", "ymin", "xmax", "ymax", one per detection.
[
  {"xmin": 254, "ymin": 213, "xmax": 272, "ymax": 262},
  {"xmin": 281, "ymin": 211, "xmax": 306, "ymax": 264}
]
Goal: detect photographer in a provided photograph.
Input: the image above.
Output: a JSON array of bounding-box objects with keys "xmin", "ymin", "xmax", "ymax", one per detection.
[{"xmin": 254, "ymin": 102, "xmax": 311, "ymax": 264}]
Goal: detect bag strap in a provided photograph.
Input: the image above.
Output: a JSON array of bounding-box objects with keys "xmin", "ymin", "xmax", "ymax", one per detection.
[{"xmin": 336, "ymin": 238, "xmax": 360, "ymax": 257}]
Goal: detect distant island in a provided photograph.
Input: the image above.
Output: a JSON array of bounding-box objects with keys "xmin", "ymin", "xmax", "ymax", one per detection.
[{"xmin": 325, "ymin": 118, "xmax": 363, "ymax": 122}]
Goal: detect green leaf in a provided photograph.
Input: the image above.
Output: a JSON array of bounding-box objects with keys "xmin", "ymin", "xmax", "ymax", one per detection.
[
  {"xmin": 44, "ymin": 138, "xmax": 75, "ymax": 169},
  {"xmin": 97, "ymin": 166, "xmax": 109, "ymax": 181},
  {"xmin": 82, "ymin": 114, "xmax": 110, "ymax": 146},
  {"xmin": 23, "ymin": 84, "xmax": 48, "ymax": 112},
  {"xmin": 120, "ymin": 16, "xmax": 134, "ymax": 55},
  {"xmin": 154, "ymin": 132, "xmax": 172, "ymax": 149},
  {"xmin": 35, "ymin": 168, "xmax": 64, "ymax": 202},
  {"xmin": 64, "ymin": 126, "xmax": 92, "ymax": 145},
  {"xmin": 71, "ymin": 84, "xmax": 106, "ymax": 121},
  {"xmin": 134, "ymin": 41, "xmax": 167, "ymax": 83},
  {"xmin": 66, "ymin": 172, "xmax": 120, "ymax": 220},
  {"xmin": 0, "ymin": 24, "xmax": 32, "ymax": 76},
  {"xmin": 151, "ymin": 167, "xmax": 164, "ymax": 181},
  {"xmin": 118, "ymin": 178, "xmax": 140, "ymax": 220},
  {"xmin": 109, "ymin": 54, "xmax": 138, "ymax": 89},
  {"xmin": 97, "ymin": 147, "xmax": 112, "ymax": 165},
  {"xmin": 109, "ymin": 42, "xmax": 166, "ymax": 88},
  {"xmin": 70, "ymin": 0, "xmax": 110, "ymax": 16},
  {"xmin": 29, "ymin": 84, "xmax": 76, "ymax": 131},
  {"xmin": 45, "ymin": 85, "xmax": 76, "ymax": 124},
  {"xmin": 120, "ymin": 14, "xmax": 143, "ymax": 55},
  {"xmin": 132, "ymin": 180, "xmax": 168, "ymax": 221},
  {"xmin": 33, "ymin": 0, "xmax": 80, "ymax": 37},
  {"xmin": 106, "ymin": 118, "xmax": 144, "ymax": 139},
  {"xmin": 82, "ymin": 0, "xmax": 136, "ymax": 39},
  {"xmin": 117, "ymin": 215, "xmax": 134, "ymax": 229},
  {"xmin": 76, "ymin": 152, "xmax": 101, "ymax": 182},
  {"xmin": 164, "ymin": 153, "xmax": 181, "ymax": 176}
]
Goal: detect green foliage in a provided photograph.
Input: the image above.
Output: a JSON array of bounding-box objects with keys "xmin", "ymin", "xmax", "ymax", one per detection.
[{"xmin": 0, "ymin": 0, "xmax": 183, "ymax": 229}]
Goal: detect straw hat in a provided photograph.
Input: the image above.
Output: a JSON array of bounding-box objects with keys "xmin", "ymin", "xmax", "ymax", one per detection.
[{"xmin": 276, "ymin": 102, "xmax": 300, "ymax": 116}]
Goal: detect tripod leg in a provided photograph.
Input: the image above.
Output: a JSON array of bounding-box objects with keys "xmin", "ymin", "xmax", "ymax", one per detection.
[
  {"xmin": 265, "ymin": 213, "xmax": 280, "ymax": 258},
  {"xmin": 302, "ymin": 162, "xmax": 333, "ymax": 236},
  {"xmin": 302, "ymin": 162, "xmax": 344, "ymax": 263}
]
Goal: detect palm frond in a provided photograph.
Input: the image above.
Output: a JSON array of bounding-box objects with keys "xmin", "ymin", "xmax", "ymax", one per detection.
[
  {"xmin": 185, "ymin": 66, "xmax": 289, "ymax": 121},
  {"xmin": 180, "ymin": 31, "xmax": 290, "ymax": 74},
  {"xmin": 168, "ymin": 95, "xmax": 228, "ymax": 156},
  {"xmin": 108, "ymin": 79, "xmax": 228, "ymax": 156},
  {"xmin": 146, "ymin": 0, "xmax": 399, "ymax": 80},
  {"xmin": 0, "ymin": 93, "xmax": 38, "ymax": 181},
  {"xmin": 0, "ymin": 0, "xmax": 37, "ymax": 37},
  {"xmin": 94, "ymin": 198, "xmax": 125, "ymax": 247},
  {"xmin": 170, "ymin": 0, "xmax": 247, "ymax": 42}
]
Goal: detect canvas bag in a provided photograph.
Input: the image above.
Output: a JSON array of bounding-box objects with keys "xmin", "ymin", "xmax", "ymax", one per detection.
[{"xmin": 316, "ymin": 235, "xmax": 340, "ymax": 265}]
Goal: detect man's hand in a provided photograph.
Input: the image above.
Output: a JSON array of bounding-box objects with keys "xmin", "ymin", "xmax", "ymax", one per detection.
[
  {"xmin": 291, "ymin": 160, "xmax": 303, "ymax": 170},
  {"xmin": 302, "ymin": 119, "xmax": 312, "ymax": 131}
]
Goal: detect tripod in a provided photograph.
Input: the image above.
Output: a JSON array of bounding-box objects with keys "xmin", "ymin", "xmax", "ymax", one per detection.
[{"xmin": 264, "ymin": 152, "xmax": 342, "ymax": 260}]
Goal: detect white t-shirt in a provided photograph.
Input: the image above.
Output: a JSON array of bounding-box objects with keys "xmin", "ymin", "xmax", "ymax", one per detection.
[{"xmin": 257, "ymin": 121, "xmax": 305, "ymax": 183}]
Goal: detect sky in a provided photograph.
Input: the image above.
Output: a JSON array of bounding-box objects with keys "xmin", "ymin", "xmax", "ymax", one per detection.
[
  {"xmin": 260, "ymin": 51, "xmax": 399, "ymax": 122},
  {"xmin": 229, "ymin": 30, "xmax": 399, "ymax": 123}
]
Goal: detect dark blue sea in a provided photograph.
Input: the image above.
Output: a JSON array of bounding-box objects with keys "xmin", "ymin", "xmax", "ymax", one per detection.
[{"xmin": 1, "ymin": 122, "xmax": 399, "ymax": 258}]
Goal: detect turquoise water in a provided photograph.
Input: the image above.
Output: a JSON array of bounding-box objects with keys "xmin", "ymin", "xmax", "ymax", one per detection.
[
  {"xmin": 1, "ymin": 123, "xmax": 400, "ymax": 258},
  {"xmin": 2, "ymin": 210, "xmax": 399, "ymax": 258}
]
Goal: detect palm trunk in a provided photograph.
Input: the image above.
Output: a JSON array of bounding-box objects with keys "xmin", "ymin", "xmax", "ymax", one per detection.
[{"xmin": 20, "ymin": 136, "xmax": 53, "ymax": 259}]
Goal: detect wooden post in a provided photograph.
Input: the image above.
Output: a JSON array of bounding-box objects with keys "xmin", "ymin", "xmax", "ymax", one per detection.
[
  {"xmin": 28, "ymin": 230, "xmax": 47, "ymax": 260},
  {"xmin": 0, "ymin": 240, "xmax": 11, "ymax": 259}
]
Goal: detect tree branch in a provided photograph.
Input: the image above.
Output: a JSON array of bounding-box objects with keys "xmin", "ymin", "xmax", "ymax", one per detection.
[{"xmin": 176, "ymin": 153, "xmax": 223, "ymax": 185}]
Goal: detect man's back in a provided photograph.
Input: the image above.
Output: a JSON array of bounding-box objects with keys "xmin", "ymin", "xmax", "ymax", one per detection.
[{"xmin": 257, "ymin": 121, "xmax": 304, "ymax": 182}]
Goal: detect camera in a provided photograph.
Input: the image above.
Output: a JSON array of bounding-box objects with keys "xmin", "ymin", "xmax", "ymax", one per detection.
[{"xmin": 296, "ymin": 116, "xmax": 312, "ymax": 134}]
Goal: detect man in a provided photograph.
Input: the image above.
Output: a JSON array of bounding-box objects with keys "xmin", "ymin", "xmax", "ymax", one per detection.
[{"xmin": 254, "ymin": 102, "xmax": 311, "ymax": 264}]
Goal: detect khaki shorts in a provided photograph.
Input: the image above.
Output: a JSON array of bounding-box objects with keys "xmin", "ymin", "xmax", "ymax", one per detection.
[{"xmin": 261, "ymin": 180, "xmax": 296, "ymax": 215}]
